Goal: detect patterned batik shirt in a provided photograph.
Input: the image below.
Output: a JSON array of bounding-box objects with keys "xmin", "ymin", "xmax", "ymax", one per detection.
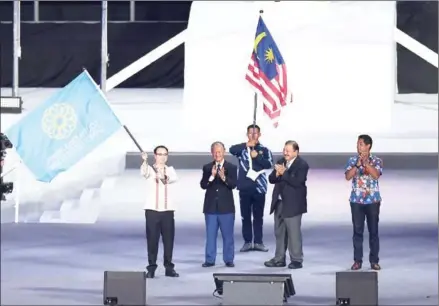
[{"xmin": 344, "ymin": 155, "xmax": 383, "ymax": 204}]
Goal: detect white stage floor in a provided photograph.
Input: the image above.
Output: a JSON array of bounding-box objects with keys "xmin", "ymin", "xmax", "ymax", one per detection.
[{"xmin": 1, "ymin": 169, "xmax": 437, "ymax": 305}]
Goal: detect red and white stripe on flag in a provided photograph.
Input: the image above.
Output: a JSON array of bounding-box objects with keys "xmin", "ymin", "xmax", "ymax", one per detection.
[{"xmin": 245, "ymin": 54, "xmax": 292, "ymax": 128}]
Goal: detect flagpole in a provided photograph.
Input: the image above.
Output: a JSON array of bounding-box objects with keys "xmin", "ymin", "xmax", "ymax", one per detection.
[
  {"xmin": 100, "ymin": 1, "xmax": 108, "ymax": 92},
  {"xmin": 253, "ymin": 93, "xmax": 257, "ymax": 129},
  {"xmin": 253, "ymin": 9, "xmax": 264, "ymax": 130},
  {"xmin": 12, "ymin": 0, "xmax": 21, "ymax": 97}
]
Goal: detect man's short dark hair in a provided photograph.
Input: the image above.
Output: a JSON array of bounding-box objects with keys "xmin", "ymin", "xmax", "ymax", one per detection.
[
  {"xmin": 247, "ymin": 124, "xmax": 261, "ymax": 133},
  {"xmin": 358, "ymin": 134, "xmax": 373, "ymax": 149},
  {"xmin": 285, "ymin": 140, "xmax": 299, "ymax": 152},
  {"xmin": 154, "ymin": 145, "xmax": 169, "ymax": 154}
]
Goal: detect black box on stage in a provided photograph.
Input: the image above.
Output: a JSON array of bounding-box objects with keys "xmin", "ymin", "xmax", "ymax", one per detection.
[
  {"xmin": 213, "ymin": 273, "xmax": 295, "ymax": 305},
  {"xmin": 336, "ymin": 271, "xmax": 378, "ymax": 306},
  {"xmin": 103, "ymin": 271, "xmax": 147, "ymax": 305}
]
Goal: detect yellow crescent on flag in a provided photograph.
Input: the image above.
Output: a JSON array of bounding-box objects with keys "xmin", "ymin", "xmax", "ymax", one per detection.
[{"xmin": 253, "ymin": 32, "xmax": 267, "ymax": 53}]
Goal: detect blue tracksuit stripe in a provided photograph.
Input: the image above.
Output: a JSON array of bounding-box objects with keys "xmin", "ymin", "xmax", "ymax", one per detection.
[
  {"xmin": 267, "ymin": 150, "xmax": 274, "ymax": 167},
  {"xmin": 239, "ymin": 149, "xmax": 250, "ymax": 172},
  {"xmin": 235, "ymin": 146, "xmax": 269, "ymax": 194},
  {"xmin": 256, "ymin": 172, "xmax": 268, "ymax": 194}
]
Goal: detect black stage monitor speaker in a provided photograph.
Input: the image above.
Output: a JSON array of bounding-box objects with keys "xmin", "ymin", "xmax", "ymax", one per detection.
[
  {"xmin": 103, "ymin": 271, "xmax": 147, "ymax": 306},
  {"xmin": 336, "ymin": 271, "xmax": 378, "ymax": 306},
  {"xmin": 213, "ymin": 273, "xmax": 295, "ymax": 305}
]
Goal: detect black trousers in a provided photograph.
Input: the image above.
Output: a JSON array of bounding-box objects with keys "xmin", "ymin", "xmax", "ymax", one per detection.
[
  {"xmin": 144, "ymin": 209, "xmax": 175, "ymax": 271},
  {"xmin": 239, "ymin": 190, "xmax": 266, "ymax": 244},
  {"xmin": 350, "ymin": 202, "xmax": 380, "ymax": 264}
]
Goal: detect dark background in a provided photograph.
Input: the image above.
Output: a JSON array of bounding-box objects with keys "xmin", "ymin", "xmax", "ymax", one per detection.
[
  {"xmin": 0, "ymin": 1, "xmax": 191, "ymax": 88},
  {"xmin": 0, "ymin": 1, "xmax": 437, "ymax": 93},
  {"xmin": 397, "ymin": 1, "xmax": 438, "ymax": 94}
]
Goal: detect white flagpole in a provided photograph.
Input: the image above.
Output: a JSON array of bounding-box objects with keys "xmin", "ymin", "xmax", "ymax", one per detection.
[
  {"xmin": 12, "ymin": 0, "xmax": 21, "ymax": 97},
  {"xmin": 100, "ymin": 1, "xmax": 108, "ymax": 92}
]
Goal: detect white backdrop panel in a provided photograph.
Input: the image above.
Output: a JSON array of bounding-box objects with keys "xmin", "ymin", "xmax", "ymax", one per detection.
[{"xmin": 183, "ymin": 1, "xmax": 395, "ymax": 149}]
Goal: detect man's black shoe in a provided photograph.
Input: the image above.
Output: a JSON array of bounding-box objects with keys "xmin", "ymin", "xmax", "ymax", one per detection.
[
  {"xmin": 288, "ymin": 261, "xmax": 303, "ymax": 269},
  {"xmin": 264, "ymin": 259, "xmax": 286, "ymax": 267},
  {"xmin": 165, "ymin": 269, "xmax": 179, "ymax": 277}
]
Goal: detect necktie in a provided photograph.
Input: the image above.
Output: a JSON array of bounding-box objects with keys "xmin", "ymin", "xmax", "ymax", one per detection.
[{"xmin": 217, "ymin": 164, "xmax": 221, "ymax": 175}]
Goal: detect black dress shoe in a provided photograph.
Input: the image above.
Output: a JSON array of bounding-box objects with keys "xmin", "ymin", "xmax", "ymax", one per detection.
[
  {"xmin": 146, "ymin": 271, "xmax": 155, "ymax": 278},
  {"xmin": 202, "ymin": 262, "xmax": 215, "ymax": 268},
  {"xmin": 264, "ymin": 259, "xmax": 286, "ymax": 267},
  {"xmin": 165, "ymin": 269, "xmax": 179, "ymax": 277},
  {"xmin": 225, "ymin": 262, "xmax": 235, "ymax": 267},
  {"xmin": 288, "ymin": 261, "xmax": 303, "ymax": 269}
]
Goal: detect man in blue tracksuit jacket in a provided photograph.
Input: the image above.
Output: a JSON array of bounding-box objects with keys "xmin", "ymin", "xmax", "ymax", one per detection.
[{"xmin": 229, "ymin": 124, "xmax": 274, "ymax": 252}]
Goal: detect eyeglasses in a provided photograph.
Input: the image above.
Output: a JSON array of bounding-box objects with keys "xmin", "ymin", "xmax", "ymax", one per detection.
[{"xmin": 156, "ymin": 153, "xmax": 168, "ymax": 156}]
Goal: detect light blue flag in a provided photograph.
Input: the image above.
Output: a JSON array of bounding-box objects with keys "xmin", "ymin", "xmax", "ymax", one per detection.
[{"xmin": 6, "ymin": 71, "xmax": 122, "ymax": 182}]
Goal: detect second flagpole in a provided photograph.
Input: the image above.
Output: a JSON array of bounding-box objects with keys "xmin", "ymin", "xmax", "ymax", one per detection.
[
  {"xmin": 253, "ymin": 93, "xmax": 257, "ymax": 129},
  {"xmin": 252, "ymin": 9, "xmax": 264, "ymax": 131}
]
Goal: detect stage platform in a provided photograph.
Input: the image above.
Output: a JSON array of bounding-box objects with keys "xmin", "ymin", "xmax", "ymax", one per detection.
[
  {"xmin": 1, "ymin": 169, "xmax": 438, "ymax": 305},
  {"xmin": 2, "ymin": 222, "xmax": 437, "ymax": 305},
  {"xmin": 1, "ymin": 89, "xmax": 437, "ymax": 304}
]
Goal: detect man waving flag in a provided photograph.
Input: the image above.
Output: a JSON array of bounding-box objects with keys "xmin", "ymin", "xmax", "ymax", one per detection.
[{"xmin": 245, "ymin": 15, "xmax": 292, "ymax": 128}]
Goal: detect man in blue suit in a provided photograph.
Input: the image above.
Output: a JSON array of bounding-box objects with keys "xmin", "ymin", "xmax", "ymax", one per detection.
[
  {"xmin": 229, "ymin": 124, "xmax": 274, "ymax": 252},
  {"xmin": 200, "ymin": 141, "xmax": 238, "ymax": 267}
]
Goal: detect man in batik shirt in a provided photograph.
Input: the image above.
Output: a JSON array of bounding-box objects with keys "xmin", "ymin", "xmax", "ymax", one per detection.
[{"xmin": 344, "ymin": 134, "xmax": 383, "ymax": 271}]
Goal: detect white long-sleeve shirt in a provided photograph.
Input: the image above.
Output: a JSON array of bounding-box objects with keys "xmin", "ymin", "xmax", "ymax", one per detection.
[{"xmin": 140, "ymin": 162, "xmax": 178, "ymax": 211}]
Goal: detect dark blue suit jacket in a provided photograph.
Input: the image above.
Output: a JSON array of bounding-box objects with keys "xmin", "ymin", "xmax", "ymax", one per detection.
[{"xmin": 200, "ymin": 160, "xmax": 237, "ymax": 214}]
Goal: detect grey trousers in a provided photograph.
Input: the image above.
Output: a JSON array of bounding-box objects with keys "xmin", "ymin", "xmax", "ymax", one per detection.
[{"xmin": 273, "ymin": 201, "xmax": 304, "ymax": 263}]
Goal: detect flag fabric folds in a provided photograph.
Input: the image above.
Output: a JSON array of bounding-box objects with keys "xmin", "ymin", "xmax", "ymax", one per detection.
[
  {"xmin": 5, "ymin": 71, "xmax": 122, "ymax": 182},
  {"xmin": 245, "ymin": 16, "xmax": 292, "ymax": 128}
]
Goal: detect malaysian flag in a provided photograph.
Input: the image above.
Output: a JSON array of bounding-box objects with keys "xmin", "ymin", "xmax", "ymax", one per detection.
[{"xmin": 245, "ymin": 16, "xmax": 292, "ymax": 128}]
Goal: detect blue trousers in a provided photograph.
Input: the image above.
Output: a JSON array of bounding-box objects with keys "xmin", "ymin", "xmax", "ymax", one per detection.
[{"xmin": 204, "ymin": 213, "xmax": 235, "ymax": 264}]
